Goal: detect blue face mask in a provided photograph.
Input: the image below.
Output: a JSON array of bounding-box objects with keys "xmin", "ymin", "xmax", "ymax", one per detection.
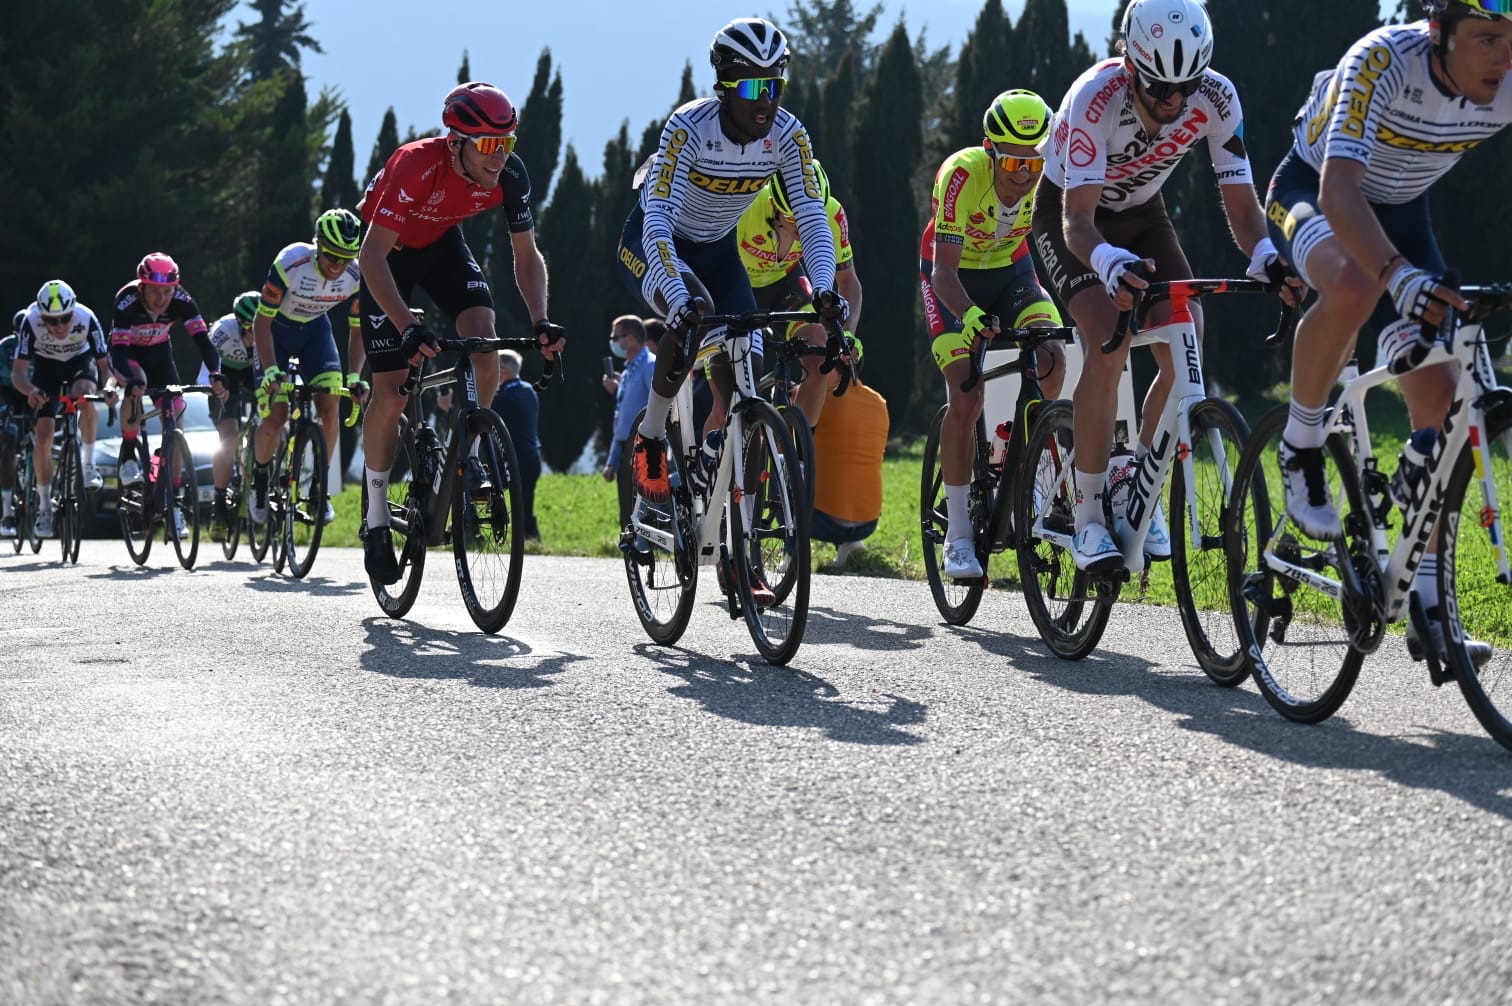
[{"xmin": 609, "ymin": 337, "xmax": 628, "ymax": 359}]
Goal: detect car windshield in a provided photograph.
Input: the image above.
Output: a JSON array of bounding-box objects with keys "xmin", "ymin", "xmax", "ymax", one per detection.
[{"xmin": 92, "ymin": 394, "xmax": 215, "ymax": 439}]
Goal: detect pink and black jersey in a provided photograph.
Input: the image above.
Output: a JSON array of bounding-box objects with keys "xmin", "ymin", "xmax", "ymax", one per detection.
[
  {"xmin": 109, "ymin": 280, "xmax": 216, "ymax": 375},
  {"xmin": 360, "ymin": 137, "xmax": 533, "ymax": 248}
]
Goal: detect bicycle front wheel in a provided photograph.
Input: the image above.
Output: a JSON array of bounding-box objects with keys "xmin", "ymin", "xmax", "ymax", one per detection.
[
  {"xmin": 283, "ymin": 424, "xmax": 327, "ymax": 579},
  {"xmin": 1225, "ymin": 407, "xmax": 1364, "ymax": 723},
  {"xmin": 1015, "ymin": 400, "xmax": 1115, "ymax": 660},
  {"xmin": 57, "ymin": 437, "xmax": 84, "ymax": 564},
  {"xmin": 117, "ymin": 440, "xmax": 152, "ymax": 565},
  {"xmin": 244, "ymin": 422, "xmax": 272, "ymax": 563},
  {"xmin": 772, "ymin": 404, "xmax": 815, "ymax": 605},
  {"xmin": 921, "ymin": 404, "xmax": 986, "ymax": 625},
  {"xmin": 1169, "ymin": 397, "xmax": 1249, "ymax": 685},
  {"xmin": 166, "ymin": 430, "xmax": 200, "ymax": 570},
  {"xmin": 730, "ymin": 400, "xmax": 810, "ymax": 665},
  {"xmin": 453, "ymin": 409, "xmax": 525, "ymax": 633},
  {"xmin": 10, "ymin": 446, "xmax": 27, "ymax": 554},
  {"xmin": 1440, "ymin": 406, "xmax": 1512, "ymax": 751},
  {"xmin": 623, "ymin": 409, "xmax": 697, "ymax": 645},
  {"xmin": 221, "ymin": 441, "xmax": 243, "ymax": 560},
  {"xmin": 364, "ymin": 426, "xmax": 427, "ymax": 618},
  {"xmin": 23, "ymin": 448, "xmax": 43, "ymax": 554}
]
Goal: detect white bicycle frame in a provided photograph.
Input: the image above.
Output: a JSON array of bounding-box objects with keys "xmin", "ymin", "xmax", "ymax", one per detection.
[{"xmin": 1262, "ymin": 315, "xmax": 1510, "ymax": 626}]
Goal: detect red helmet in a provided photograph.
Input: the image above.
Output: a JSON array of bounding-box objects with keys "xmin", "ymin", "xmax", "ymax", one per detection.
[
  {"xmin": 137, "ymin": 252, "xmax": 180, "ymax": 287},
  {"xmin": 442, "ymin": 82, "xmax": 517, "ymax": 137}
]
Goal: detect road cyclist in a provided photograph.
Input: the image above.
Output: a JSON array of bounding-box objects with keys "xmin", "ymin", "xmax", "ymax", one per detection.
[
  {"xmin": 206, "ymin": 291, "xmax": 262, "ymax": 544},
  {"xmin": 1, "ymin": 321, "xmax": 28, "ymax": 539}
]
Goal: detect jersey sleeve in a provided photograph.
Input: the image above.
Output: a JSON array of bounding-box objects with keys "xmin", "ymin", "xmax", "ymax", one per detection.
[
  {"xmin": 779, "ymin": 126, "xmax": 835, "ymax": 293},
  {"xmin": 500, "ymin": 154, "xmax": 535, "ymax": 233},
  {"xmin": 259, "ymin": 260, "xmax": 290, "ymax": 317},
  {"xmin": 13, "ymin": 317, "xmax": 35, "ymax": 360},
  {"xmin": 1317, "ymin": 37, "xmax": 1406, "ymax": 167},
  {"xmin": 1058, "ymin": 78, "xmax": 1114, "ymax": 192},
  {"xmin": 828, "ymin": 199, "xmax": 854, "ymax": 269},
  {"xmin": 641, "ymin": 113, "xmax": 699, "ymax": 312},
  {"xmin": 1203, "ymin": 74, "xmax": 1255, "ymax": 186},
  {"xmin": 363, "ymin": 146, "xmax": 418, "ymax": 232},
  {"xmin": 84, "ymin": 308, "xmax": 108, "ymax": 357},
  {"xmin": 930, "ymin": 158, "xmax": 972, "ymax": 247}
]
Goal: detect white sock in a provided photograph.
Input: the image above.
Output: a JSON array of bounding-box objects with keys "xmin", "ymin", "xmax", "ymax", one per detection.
[
  {"xmin": 1, "ymin": 489, "xmax": 12, "ymax": 517},
  {"xmin": 945, "ymin": 483, "xmax": 971, "ymax": 541},
  {"xmin": 637, "ymin": 393, "xmax": 674, "ymax": 440},
  {"xmin": 1074, "ymin": 468, "xmax": 1105, "ymax": 530},
  {"xmin": 82, "ymin": 439, "xmax": 94, "ymax": 466},
  {"xmin": 38, "ymin": 483, "xmax": 52, "ymax": 512},
  {"xmin": 365, "ymin": 467, "xmax": 389, "ymax": 527},
  {"xmin": 1415, "ymin": 553, "xmax": 1440, "ymax": 611},
  {"xmin": 1283, "ymin": 401, "xmax": 1330, "ymax": 450}
]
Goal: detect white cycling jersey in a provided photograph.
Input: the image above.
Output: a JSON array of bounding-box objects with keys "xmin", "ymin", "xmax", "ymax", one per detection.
[
  {"xmin": 637, "ymin": 97, "xmax": 836, "ymax": 312},
  {"xmin": 207, "ymin": 315, "xmax": 255, "ymax": 370},
  {"xmin": 1291, "ymin": 22, "xmax": 1512, "ymax": 205},
  {"xmin": 14, "ymin": 303, "xmax": 107, "ymax": 362},
  {"xmin": 257, "ymin": 242, "xmax": 362, "ymax": 324},
  {"xmin": 1042, "ymin": 58, "xmax": 1253, "ymax": 210}
]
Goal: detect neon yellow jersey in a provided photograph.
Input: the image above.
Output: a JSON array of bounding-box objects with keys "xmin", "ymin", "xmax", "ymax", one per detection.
[
  {"xmin": 922, "ymin": 146, "xmax": 1034, "ymax": 271},
  {"xmin": 737, "ymin": 194, "xmax": 854, "ymax": 289}
]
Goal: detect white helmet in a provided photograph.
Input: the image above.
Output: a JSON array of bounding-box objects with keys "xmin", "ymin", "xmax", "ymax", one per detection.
[
  {"xmin": 36, "ymin": 279, "xmax": 77, "ymax": 319},
  {"xmin": 710, "ymin": 18, "xmax": 790, "ymax": 74},
  {"xmin": 1121, "ymin": 0, "xmax": 1214, "ymax": 83}
]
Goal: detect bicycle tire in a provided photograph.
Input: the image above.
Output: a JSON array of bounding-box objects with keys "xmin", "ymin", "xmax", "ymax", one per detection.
[
  {"xmin": 365, "ymin": 423, "xmax": 427, "ymax": 617},
  {"xmin": 770, "ymin": 404, "xmax": 814, "ymax": 605},
  {"xmin": 22, "ymin": 445, "xmax": 43, "ymax": 554},
  {"xmin": 221, "ymin": 432, "xmax": 244, "ymax": 560},
  {"xmin": 1440, "ymin": 405, "xmax": 1512, "ymax": 752},
  {"xmin": 730, "ymin": 399, "xmax": 809, "ymax": 665},
  {"xmin": 452, "ymin": 409, "xmax": 525, "ymax": 633},
  {"xmin": 269, "ymin": 430, "xmax": 289, "ymax": 573},
  {"xmin": 9, "ymin": 444, "xmax": 26, "ymax": 554},
  {"xmin": 166, "ymin": 429, "xmax": 200, "ymax": 570},
  {"xmin": 244, "ymin": 420, "xmax": 272, "ymax": 562},
  {"xmin": 1014, "ymin": 400, "xmax": 1115, "ymax": 660},
  {"xmin": 57, "ymin": 437, "xmax": 83, "ymax": 564},
  {"xmin": 1169, "ymin": 397, "xmax": 1250, "ymax": 685},
  {"xmin": 1225, "ymin": 407, "xmax": 1364, "ymax": 723},
  {"xmin": 921, "ymin": 404, "xmax": 987, "ymax": 625},
  {"xmin": 118, "ymin": 439, "xmax": 153, "ymax": 565},
  {"xmin": 624, "ymin": 409, "xmax": 698, "ymax": 646},
  {"xmin": 283, "ymin": 424, "xmax": 327, "ymax": 579}
]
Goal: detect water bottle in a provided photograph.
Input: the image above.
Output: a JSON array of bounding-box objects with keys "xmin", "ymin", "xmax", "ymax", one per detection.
[
  {"xmin": 990, "ymin": 421, "xmax": 1012, "ymax": 473},
  {"xmin": 1390, "ymin": 426, "xmax": 1441, "ymax": 512},
  {"xmin": 149, "ymin": 448, "xmax": 162, "ymax": 485}
]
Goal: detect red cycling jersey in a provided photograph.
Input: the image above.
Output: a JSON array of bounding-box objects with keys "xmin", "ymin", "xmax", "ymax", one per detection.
[{"xmin": 360, "ymin": 137, "xmax": 533, "ymax": 249}]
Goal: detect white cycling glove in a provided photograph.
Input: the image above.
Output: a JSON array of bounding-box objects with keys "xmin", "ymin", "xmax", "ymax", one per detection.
[
  {"xmin": 1385, "ymin": 263, "xmax": 1444, "ymax": 324},
  {"xmin": 1089, "ymin": 242, "xmax": 1142, "ymax": 300},
  {"xmin": 1246, "ymin": 236, "xmax": 1281, "ymax": 283},
  {"xmin": 666, "ymin": 296, "xmax": 704, "ymax": 334}
]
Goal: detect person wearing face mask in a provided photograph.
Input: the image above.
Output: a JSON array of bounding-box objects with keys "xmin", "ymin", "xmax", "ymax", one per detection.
[{"xmin": 601, "ymin": 315, "xmax": 655, "ymax": 526}]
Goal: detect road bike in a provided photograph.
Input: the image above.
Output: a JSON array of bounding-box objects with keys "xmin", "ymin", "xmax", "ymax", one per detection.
[
  {"xmin": 262, "ymin": 360, "xmax": 359, "ymax": 579},
  {"xmin": 1016, "ymin": 278, "xmax": 1296, "ymax": 670},
  {"xmin": 9, "ymin": 411, "xmax": 41, "ymax": 555},
  {"xmin": 621, "ymin": 308, "xmax": 842, "ymax": 665},
  {"xmin": 758, "ymin": 321, "xmax": 856, "ymax": 519},
  {"xmin": 1226, "ymin": 281, "xmax": 1512, "ymax": 751},
  {"xmin": 218, "ymin": 398, "xmax": 260, "ymax": 561},
  {"xmin": 921, "ymin": 322, "xmax": 1077, "ymax": 626},
  {"xmin": 44, "ymin": 386, "xmax": 112, "ymax": 564},
  {"xmin": 117, "ymin": 385, "xmax": 213, "ymax": 570},
  {"xmin": 362, "ymin": 336, "xmax": 555, "ymax": 634}
]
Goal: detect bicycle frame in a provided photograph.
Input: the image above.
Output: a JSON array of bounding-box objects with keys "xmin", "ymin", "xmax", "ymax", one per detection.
[
  {"xmin": 129, "ymin": 387, "xmax": 210, "ymax": 525},
  {"xmin": 404, "ymin": 354, "xmax": 489, "ymax": 548}
]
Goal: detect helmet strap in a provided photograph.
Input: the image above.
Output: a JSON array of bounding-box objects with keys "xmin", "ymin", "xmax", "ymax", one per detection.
[{"xmin": 450, "ymin": 135, "xmax": 486, "ymax": 186}]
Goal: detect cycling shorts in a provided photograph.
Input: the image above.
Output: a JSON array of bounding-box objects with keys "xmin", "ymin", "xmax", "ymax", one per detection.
[
  {"xmin": 360, "ymin": 225, "xmax": 494, "ymax": 374},
  {"xmin": 920, "ymin": 255, "xmax": 1061, "ymax": 370},
  {"xmin": 1029, "ymin": 182, "xmax": 1193, "ymax": 307},
  {"xmin": 257, "ymin": 314, "xmax": 343, "ymax": 386},
  {"xmin": 116, "ymin": 343, "xmax": 181, "ymax": 393},
  {"xmin": 751, "ymin": 269, "xmax": 820, "ymax": 343},
  {"xmin": 26, "ymin": 352, "xmax": 99, "ymax": 417},
  {"xmin": 209, "ymin": 367, "xmax": 257, "ymax": 424}
]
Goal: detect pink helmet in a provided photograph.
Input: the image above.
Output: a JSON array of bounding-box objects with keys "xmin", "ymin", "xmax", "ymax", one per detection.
[
  {"xmin": 442, "ymin": 82, "xmax": 517, "ymax": 137},
  {"xmin": 137, "ymin": 252, "xmax": 180, "ymax": 287}
]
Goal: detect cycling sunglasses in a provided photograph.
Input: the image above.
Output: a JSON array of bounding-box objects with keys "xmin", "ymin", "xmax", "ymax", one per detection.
[
  {"xmin": 718, "ymin": 77, "xmax": 784, "ymax": 101},
  {"xmin": 141, "ymin": 270, "xmax": 179, "ymax": 286},
  {"xmin": 468, "ymin": 134, "xmax": 517, "ymax": 156},
  {"xmin": 41, "ymin": 313, "xmax": 74, "ymax": 328},
  {"xmin": 1138, "ymin": 72, "xmax": 1203, "ymax": 101},
  {"xmin": 994, "ymin": 152, "xmax": 1044, "ymax": 175}
]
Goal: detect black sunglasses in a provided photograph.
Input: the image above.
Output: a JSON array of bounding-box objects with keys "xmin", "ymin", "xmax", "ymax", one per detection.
[{"xmin": 1139, "ymin": 73, "xmax": 1202, "ymax": 101}]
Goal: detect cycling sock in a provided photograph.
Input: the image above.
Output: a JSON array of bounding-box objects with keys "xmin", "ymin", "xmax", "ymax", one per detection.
[
  {"xmin": 944, "ymin": 483, "xmax": 970, "ymax": 539},
  {"xmin": 638, "ymin": 393, "xmax": 674, "ymax": 440},
  {"xmin": 81, "ymin": 439, "xmax": 94, "ymax": 465},
  {"xmin": 1, "ymin": 489, "xmax": 11, "ymax": 517},
  {"xmin": 1415, "ymin": 553, "xmax": 1441, "ymax": 610},
  {"xmin": 365, "ymin": 467, "xmax": 390, "ymax": 527},
  {"xmin": 38, "ymin": 483, "xmax": 51, "ymax": 512},
  {"xmin": 1074, "ymin": 468, "xmax": 1106, "ymax": 530},
  {"xmin": 1283, "ymin": 401, "xmax": 1330, "ymax": 450}
]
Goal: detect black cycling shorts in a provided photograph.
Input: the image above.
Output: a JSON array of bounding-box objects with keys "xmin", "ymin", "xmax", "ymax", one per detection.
[{"xmin": 361, "ymin": 225, "xmax": 494, "ymax": 374}]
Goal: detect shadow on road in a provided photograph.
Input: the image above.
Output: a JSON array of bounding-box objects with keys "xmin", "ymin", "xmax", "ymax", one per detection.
[
  {"xmin": 635, "ymin": 643, "xmax": 926, "ymax": 746},
  {"xmin": 359, "ymin": 617, "xmax": 584, "ymax": 689},
  {"xmin": 242, "ymin": 573, "xmax": 366, "ymax": 597},
  {"xmin": 803, "ymin": 604, "xmax": 932, "ymax": 652},
  {"xmin": 85, "ymin": 563, "xmax": 190, "ymax": 580}
]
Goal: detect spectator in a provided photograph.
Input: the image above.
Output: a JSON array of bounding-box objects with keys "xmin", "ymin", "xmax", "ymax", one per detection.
[
  {"xmin": 641, "ymin": 317, "xmax": 665, "ymax": 353},
  {"xmin": 490, "ymin": 349, "xmax": 541, "ymax": 539},
  {"xmin": 810, "ymin": 359, "xmax": 888, "ymax": 568},
  {"xmin": 603, "ymin": 315, "xmax": 656, "ymax": 525}
]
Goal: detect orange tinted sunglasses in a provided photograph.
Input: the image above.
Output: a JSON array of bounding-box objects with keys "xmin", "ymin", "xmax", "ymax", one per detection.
[
  {"xmin": 470, "ymin": 134, "xmax": 517, "ymax": 155},
  {"xmin": 995, "ymin": 153, "xmax": 1044, "ymax": 175}
]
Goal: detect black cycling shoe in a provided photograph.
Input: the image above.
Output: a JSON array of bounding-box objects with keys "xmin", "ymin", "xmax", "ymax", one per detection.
[{"xmin": 364, "ymin": 526, "xmax": 401, "ymax": 585}]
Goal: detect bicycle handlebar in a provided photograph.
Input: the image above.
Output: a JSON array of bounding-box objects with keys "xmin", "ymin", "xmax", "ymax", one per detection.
[
  {"xmin": 1105, "ymin": 271, "xmax": 1301, "ymax": 354},
  {"xmin": 960, "ymin": 323, "xmax": 1078, "ymax": 395},
  {"xmin": 689, "ymin": 308, "xmax": 857, "ymax": 396},
  {"xmin": 399, "ymin": 336, "xmax": 558, "ymax": 397}
]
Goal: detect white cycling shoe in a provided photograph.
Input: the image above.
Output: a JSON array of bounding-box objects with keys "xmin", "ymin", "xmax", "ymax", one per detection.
[
  {"xmin": 943, "ymin": 538, "xmax": 983, "ymax": 579},
  {"xmin": 1407, "ymin": 617, "xmax": 1494, "ymax": 669},
  {"xmin": 1072, "ymin": 522, "xmax": 1122, "ymax": 571},
  {"xmin": 1279, "ymin": 440, "xmax": 1342, "ymax": 540},
  {"xmin": 83, "ymin": 464, "xmax": 104, "ymax": 491},
  {"xmin": 1144, "ymin": 499, "xmax": 1171, "ymax": 560}
]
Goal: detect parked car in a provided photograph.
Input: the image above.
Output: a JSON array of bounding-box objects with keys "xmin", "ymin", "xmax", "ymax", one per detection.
[{"xmin": 79, "ymin": 395, "xmax": 222, "ymax": 536}]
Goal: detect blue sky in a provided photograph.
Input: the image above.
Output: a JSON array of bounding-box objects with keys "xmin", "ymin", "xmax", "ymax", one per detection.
[{"xmin": 281, "ymin": 0, "xmax": 1117, "ymax": 182}]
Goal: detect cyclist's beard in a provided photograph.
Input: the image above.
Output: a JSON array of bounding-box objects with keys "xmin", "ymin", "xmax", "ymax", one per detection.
[{"xmin": 1136, "ymin": 88, "xmax": 1187, "ymax": 127}]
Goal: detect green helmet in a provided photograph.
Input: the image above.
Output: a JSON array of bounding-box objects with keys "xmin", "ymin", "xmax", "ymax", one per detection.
[
  {"xmin": 769, "ymin": 159, "xmax": 830, "ymax": 219},
  {"xmin": 314, "ymin": 207, "xmax": 362, "ymax": 258},
  {"xmin": 233, "ymin": 290, "xmax": 260, "ymax": 327},
  {"xmin": 984, "ymin": 89, "xmax": 1053, "ymax": 146}
]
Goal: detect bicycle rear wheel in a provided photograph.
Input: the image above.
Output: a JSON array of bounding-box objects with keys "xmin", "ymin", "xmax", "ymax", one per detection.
[
  {"xmin": 283, "ymin": 424, "xmax": 327, "ymax": 579},
  {"xmin": 1170, "ymin": 397, "xmax": 1249, "ymax": 685},
  {"xmin": 117, "ymin": 439, "xmax": 152, "ymax": 565},
  {"xmin": 921, "ymin": 404, "xmax": 987, "ymax": 625},
  {"xmin": 221, "ymin": 440, "xmax": 243, "ymax": 560},
  {"xmin": 244, "ymin": 422, "xmax": 272, "ymax": 563},
  {"xmin": 771, "ymin": 404, "xmax": 814, "ymax": 605},
  {"xmin": 624, "ymin": 410, "xmax": 698, "ymax": 645},
  {"xmin": 23, "ymin": 447, "xmax": 43, "ymax": 554},
  {"xmin": 1440, "ymin": 406, "xmax": 1512, "ymax": 751},
  {"xmin": 165, "ymin": 430, "xmax": 200, "ymax": 570},
  {"xmin": 364, "ymin": 425, "xmax": 427, "ymax": 617},
  {"xmin": 731, "ymin": 400, "xmax": 809, "ymax": 665},
  {"xmin": 453, "ymin": 409, "xmax": 525, "ymax": 633},
  {"xmin": 1225, "ymin": 407, "xmax": 1365, "ymax": 723},
  {"xmin": 1015, "ymin": 400, "xmax": 1115, "ymax": 660},
  {"xmin": 10, "ymin": 445, "xmax": 26, "ymax": 554},
  {"xmin": 57, "ymin": 437, "xmax": 84, "ymax": 564},
  {"xmin": 269, "ymin": 431, "xmax": 290, "ymax": 573}
]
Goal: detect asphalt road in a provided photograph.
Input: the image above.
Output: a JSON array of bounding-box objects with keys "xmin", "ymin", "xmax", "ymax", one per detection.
[{"xmin": 2, "ymin": 546, "xmax": 1510, "ymax": 1004}]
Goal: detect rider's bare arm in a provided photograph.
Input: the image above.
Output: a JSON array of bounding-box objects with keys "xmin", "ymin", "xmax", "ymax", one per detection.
[{"xmin": 357, "ymin": 222, "xmax": 414, "ymax": 333}]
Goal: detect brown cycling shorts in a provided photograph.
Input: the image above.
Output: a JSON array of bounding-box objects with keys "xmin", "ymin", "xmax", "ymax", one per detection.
[{"xmin": 1030, "ymin": 182, "xmax": 1193, "ymax": 306}]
